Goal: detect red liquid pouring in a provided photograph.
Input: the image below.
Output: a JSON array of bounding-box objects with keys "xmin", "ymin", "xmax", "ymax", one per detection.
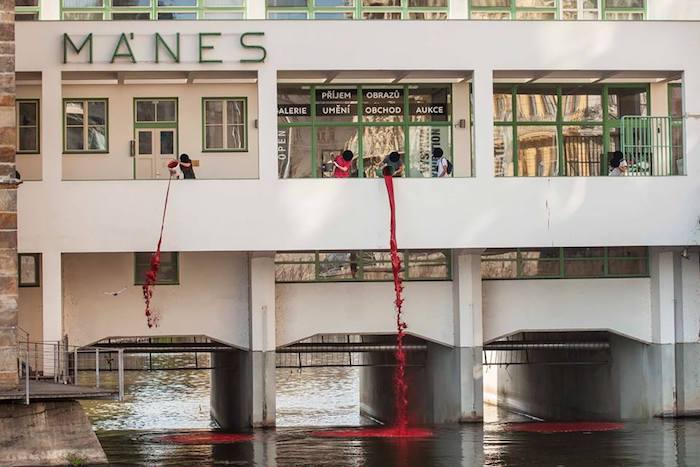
[
  {"xmin": 383, "ymin": 170, "xmax": 409, "ymax": 433},
  {"xmin": 142, "ymin": 167, "xmax": 176, "ymax": 328}
]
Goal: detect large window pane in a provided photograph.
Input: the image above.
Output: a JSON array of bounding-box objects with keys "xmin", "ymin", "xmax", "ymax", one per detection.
[
  {"xmin": 563, "ymin": 125, "xmax": 603, "ymax": 176},
  {"xmin": 135, "ymin": 252, "xmax": 178, "ymax": 285},
  {"xmin": 316, "ymin": 87, "xmax": 359, "ymax": 123},
  {"xmin": 278, "ymin": 126, "xmax": 312, "ymax": 178},
  {"xmin": 408, "ymin": 0, "xmax": 448, "ymax": 5},
  {"xmin": 66, "ymin": 127, "xmax": 84, "ymax": 151},
  {"xmin": 316, "ymin": 127, "xmax": 359, "ymax": 178},
  {"xmin": 562, "ymin": 87, "xmax": 602, "ymax": 121},
  {"xmin": 604, "ymin": 0, "xmax": 643, "ymax": 7},
  {"xmin": 493, "ymin": 88, "xmax": 513, "ymax": 121},
  {"xmin": 608, "ymin": 87, "xmax": 647, "ymax": 119},
  {"xmin": 113, "ymin": 0, "xmax": 150, "ymax": 5},
  {"xmin": 517, "ymin": 87, "xmax": 557, "ymax": 122},
  {"xmin": 409, "ymin": 86, "xmax": 450, "ymax": 123},
  {"xmin": 88, "ymin": 101, "xmax": 106, "ymax": 125},
  {"xmin": 87, "ymin": 127, "xmax": 107, "ymax": 151},
  {"xmin": 408, "ymin": 126, "xmax": 451, "ymax": 178},
  {"xmin": 319, "ymin": 252, "xmax": 359, "ymax": 280},
  {"xmin": 267, "ymin": 0, "xmax": 307, "ymax": 5},
  {"xmin": 278, "ymin": 86, "xmax": 312, "ymax": 123},
  {"xmin": 494, "ymin": 126, "xmax": 514, "ymax": 176},
  {"xmin": 158, "ymin": 0, "xmax": 196, "ymax": 5},
  {"xmin": 66, "ymin": 102, "xmax": 84, "ymax": 126},
  {"xmin": 564, "ymin": 259, "xmax": 604, "ymax": 277},
  {"xmin": 362, "ymin": 0, "xmax": 400, "ymax": 5},
  {"xmin": 157, "ymin": 100, "xmax": 177, "ymax": 122},
  {"xmin": 363, "ymin": 126, "xmax": 405, "ymax": 178},
  {"xmin": 471, "ymin": 0, "xmax": 511, "ymax": 6},
  {"xmin": 517, "ymin": 126, "xmax": 558, "ymax": 176},
  {"xmin": 205, "ymin": 0, "xmax": 244, "ymax": 5},
  {"xmin": 362, "ymin": 251, "xmax": 401, "ymax": 281},
  {"xmin": 63, "ymin": 0, "xmax": 103, "ymax": 6},
  {"xmin": 669, "ymin": 85, "xmax": 683, "ymax": 118},
  {"xmin": 363, "ymin": 88, "xmax": 404, "ymax": 123},
  {"xmin": 136, "ymin": 101, "xmax": 156, "ymax": 122}
]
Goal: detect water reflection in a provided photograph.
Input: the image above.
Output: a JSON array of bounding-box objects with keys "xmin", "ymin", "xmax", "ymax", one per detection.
[{"xmin": 84, "ymin": 362, "xmax": 700, "ymax": 466}]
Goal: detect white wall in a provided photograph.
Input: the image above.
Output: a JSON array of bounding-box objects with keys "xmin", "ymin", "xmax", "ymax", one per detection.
[
  {"xmin": 14, "ymin": 21, "xmax": 700, "ymax": 254},
  {"xmin": 482, "ymin": 278, "xmax": 653, "ymax": 343},
  {"xmin": 60, "ymin": 83, "xmax": 259, "ymax": 180},
  {"xmin": 276, "ymin": 281, "xmax": 454, "ymax": 347},
  {"xmin": 62, "ymin": 252, "xmax": 250, "ymax": 348}
]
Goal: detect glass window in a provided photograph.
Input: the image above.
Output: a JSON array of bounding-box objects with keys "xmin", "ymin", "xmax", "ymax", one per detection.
[
  {"xmin": 61, "ymin": 0, "xmax": 246, "ymax": 20},
  {"xmin": 19, "ymin": 254, "xmax": 41, "ymax": 287},
  {"xmin": 64, "ymin": 99, "xmax": 108, "ymax": 153},
  {"xmin": 267, "ymin": 0, "xmax": 448, "ymax": 20},
  {"xmin": 275, "ymin": 250, "xmax": 450, "ymax": 282},
  {"xmin": 495, "ymin": 84, "xmax": 648, "ymax": 177},
  {"xmin": 482, "ymin": 247, "xmax": 648, "ymax": 279},
  {"xmin": 136, "ymin": 99, "xmax": 177, "ymax": 123},
  {"xmin": 135, "ymin": 252, "xmax": 179, "ymax": 285},
  {"xmin": 278, "ymin": 84, "xmax": 454, "ymax": 179},
  {"xmin": 517, "ymin": 126, "xmax": 558, "ymax": 176},
  {"xmin": 17, "ymin": 100, "xmax": 40, "ymax": 154},
  {"xmin": 203, "ymin": 98, "xmax": 247, "ymax": 151}
]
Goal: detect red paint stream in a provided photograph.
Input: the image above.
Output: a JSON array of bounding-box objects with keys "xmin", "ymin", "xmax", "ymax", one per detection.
[
  {"xmin": 142, "ymin": 163, "xmax": 177, "ymax": 328},
  {"xmin": 506, "ymin": 422, "xmax": 624, "ymax": 433},
  {"xmin": 160, "ymin": 432, "xmax": 254, "ymax": 445},
  {"xmin": 314, "ymin": 172, "xmax": 431, "ymax": 441}
]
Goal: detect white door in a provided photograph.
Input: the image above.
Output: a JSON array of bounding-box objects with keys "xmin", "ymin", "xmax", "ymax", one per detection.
[{"xmin": 135, "ymin": 129, "xmax": 177, "ymax": 179}]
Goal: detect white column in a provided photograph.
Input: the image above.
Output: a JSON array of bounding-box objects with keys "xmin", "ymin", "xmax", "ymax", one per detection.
[
  {"xmin": 41, "ymin": 68, "xmax": 62, "ymax": 184},
  {"xmin": 41, "ymin": 250, "xmax": 61, "ymax": 375},
  {"xmin": 246, "ymin": 0, "xmax": 266, "ymax": 19},
  {"xmin": 449, "ymin": 0, "xmax": 470, "ymax": 19},
  {"xmin": 452, "ymin": 250, "xmax": 484, "ymax": 421},
  {"xmin": 257, "ymin": 67, "xmax": 278, "ymax": 182},
  {"xmin": 650, "ymin": 249, "xmax": 677, "ymax": 416},
  {"xmin": 39, "ymin": 0, "xmax": 61, "ymax": 20},
  {"xmin": 249, "ymin": 252, "xmax": 276, "ymax": 427},
  {"xmin": 472, "ymin": 68, "xmax": 494, "ymax": 178}
]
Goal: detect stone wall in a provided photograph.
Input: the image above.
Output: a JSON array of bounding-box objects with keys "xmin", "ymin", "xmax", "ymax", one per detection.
[{"xmin": 0, "ymin": 0, "xmax": 17, "ymax": 390}]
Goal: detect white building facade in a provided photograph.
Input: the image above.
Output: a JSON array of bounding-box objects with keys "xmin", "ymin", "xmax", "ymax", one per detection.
[{"xmin": 13, "ymin": 1, "xmax": 700, "ymax": 427}]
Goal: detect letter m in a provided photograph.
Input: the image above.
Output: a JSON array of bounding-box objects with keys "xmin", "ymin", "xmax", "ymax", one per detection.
[{"xmin": 64, "ymin": 33, "xmax": 93, "ymax": 64}]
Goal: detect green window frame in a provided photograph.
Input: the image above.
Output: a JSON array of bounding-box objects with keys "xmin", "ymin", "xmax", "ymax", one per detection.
[
  {"xmin": 202, "ymin": 97, "xmax": 248, "ymax": 152},
  {"xmin": 469, "ymin": 0, "xmax": 645, "ymax": 20},
  {"xmin": 134, "ymin": 252, "xmax": 179, "ymax": 285},
  {"xmin": 493, "ymin": 83, "xmax": 649, "ymax": 176},
  {"xmin": 16, "ymin": 0, "xmax": 40, "ymax": 21},
  {"xmin": 275, "ymin": 250, "xmax": 451, "ymax": 282},
  {"xmin": 63, "ymin": 98, "xmax": 109, "ymax": 154},
  {"xmin": 16, "ymin": 99, "xmax": 40, "ymax": 154},
  {"xmin": 266, "ymin": 1, "xmax": 449, "ymax": 20},
  {"xmin": 19, "ymin": 253, "xmax": 41, "ymax": 288},
  {"xmin": 482, "ymin": 247, "xmax": 649, "ymax": 280},
  {"xmin": 61, "ymin": 0, "xmax": 246, "ymax": 20},
  {"xmin": 278, "ymin": 84, "xmax": 453, "ymax": 178},
  {"xmin": 134, "ymin": 98, "xmax": 178, "ymax": 126}
]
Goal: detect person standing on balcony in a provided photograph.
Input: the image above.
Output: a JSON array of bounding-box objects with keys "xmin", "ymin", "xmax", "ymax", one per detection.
[
  {"xmin": 382, "ymin": 151, "xmax": 405, "ymax": 177},
  {"xmin": 609, "ymin": 151, "xmax": 628, "ymax": 176},
  {"xmin": 432, "ymin": 147, "xmax": 451, "ymax": 178},
  {"xmin": 179, "ymin": 154, "xmax": 196, "ymax": 179},
  {"xmin": 331, "ymin": 150, "xmax": 354, "ymax": 178}
]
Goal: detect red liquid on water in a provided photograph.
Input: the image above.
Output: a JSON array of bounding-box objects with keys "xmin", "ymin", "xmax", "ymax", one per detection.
[
  {"xmin": 312, "ymin": 427, "xmax": 433, "ymax": 439},
  {"xmin": 161, "ymin": 432, "xmax": 254, "ymax": 445},
  {"xmin": 506, "ymin": 422, "xmax": 624, "ymax": 433},
  {"xmin": 142, "ymin": 175, "xmax": 174, "ymax": 328}
]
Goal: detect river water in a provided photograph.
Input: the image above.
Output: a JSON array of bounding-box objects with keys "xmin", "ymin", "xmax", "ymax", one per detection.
[{"xmin": 81, "ymin": 364, "xmax": 700, "ymax": 466}]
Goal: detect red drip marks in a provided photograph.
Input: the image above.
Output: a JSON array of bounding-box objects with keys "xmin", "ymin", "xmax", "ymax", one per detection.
[
  {"xmin": 142, "ymin": 174, "xmax": 175, "ymax": 328},
  {"xmin": 312, "ymin": 427, "xmax": 433, "ymax": 439},
  {"xmin": 506, "ymin": 422, "xmax": 624, "ymax": 433},
  {"xmin": 383, "ymin": 169, "xmax": 409, "ymax": 434},
  {"xmin": 160, "ymin": 432, "xmax": 254, "ymax": 445}
]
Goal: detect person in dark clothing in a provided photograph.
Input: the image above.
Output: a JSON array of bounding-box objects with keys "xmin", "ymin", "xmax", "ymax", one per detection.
[
  {"xmin": 179, "ymin": 154, "xmax": 196, "ymax": 179},
  {"xmin": 382, "ymin": 151, "xmax": 404, "ymax": 177}
]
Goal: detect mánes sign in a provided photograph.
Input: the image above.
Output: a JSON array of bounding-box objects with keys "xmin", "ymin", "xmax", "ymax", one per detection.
[{"xmin": 62, "ymin": 32, "xmax": 267, "ymax": 64}]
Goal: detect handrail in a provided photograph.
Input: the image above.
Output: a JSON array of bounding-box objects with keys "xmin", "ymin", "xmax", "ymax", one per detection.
[{"xmin": 16, "ymin": 340, "xmax": 124, "ymax": 403}]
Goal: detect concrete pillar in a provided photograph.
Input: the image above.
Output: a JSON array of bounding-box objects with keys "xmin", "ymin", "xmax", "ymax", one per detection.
[
  {"xmin": 257, "ymin": 67, "xmax": 278, "ymax": 181},
  {"xmin": 674, "ymin": 250, "xmax": 700, "ymax": 416},
  {"xmin": 41, "ymin": 251, "xmax": 61, "ymax": 376},
  {"xmin": 650, "ymin": 248, "xmax": 678, "ymax": 417},
  {"xmin": 472, "ymin": 68, "xmax": 494, "ymax": 178},
  {"xmin": 39, "ymin": 0, "xmax": 61, "ymax": 20},
  {"xmin": 450, "ymin": 0, "xmax": 470, "ymax": 19},
  {"xmin": 246, "ymin": 0, "xmax": 266, "ymax": 20},
  {"xmin": 452, "ymin": 251, "xmax": 484, "ymax": 422},
  {"xmin": 41, "ymin": 68, "xmax": 62, "ymax": 184},
  {"xmin": 0, "ymin": 0, "xmax": 17, "ymax": 390},
  {"xmin": 249, "ymin": 252, "xmax": 276, "ymax": 427}
]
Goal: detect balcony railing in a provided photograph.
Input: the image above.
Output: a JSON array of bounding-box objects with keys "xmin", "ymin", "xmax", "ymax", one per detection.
[{"xmin": 621, "ymin": 116, "xmax": 684, "ymax": 176}]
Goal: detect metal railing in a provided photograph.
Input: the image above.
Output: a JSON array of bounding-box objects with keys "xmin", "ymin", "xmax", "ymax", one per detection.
[
  {"xmin": 16, "ymin": 336, "xmax": 124, "ymax": 405},
  {"xmin": 621, "ymin": 116, "xmax": 684, "ymax": 176}
]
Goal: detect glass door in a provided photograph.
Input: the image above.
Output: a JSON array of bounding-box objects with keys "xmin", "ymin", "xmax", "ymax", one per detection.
[{"xmin": 134, "ymin": 128, "xmax": 177, "ymax": 180}]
